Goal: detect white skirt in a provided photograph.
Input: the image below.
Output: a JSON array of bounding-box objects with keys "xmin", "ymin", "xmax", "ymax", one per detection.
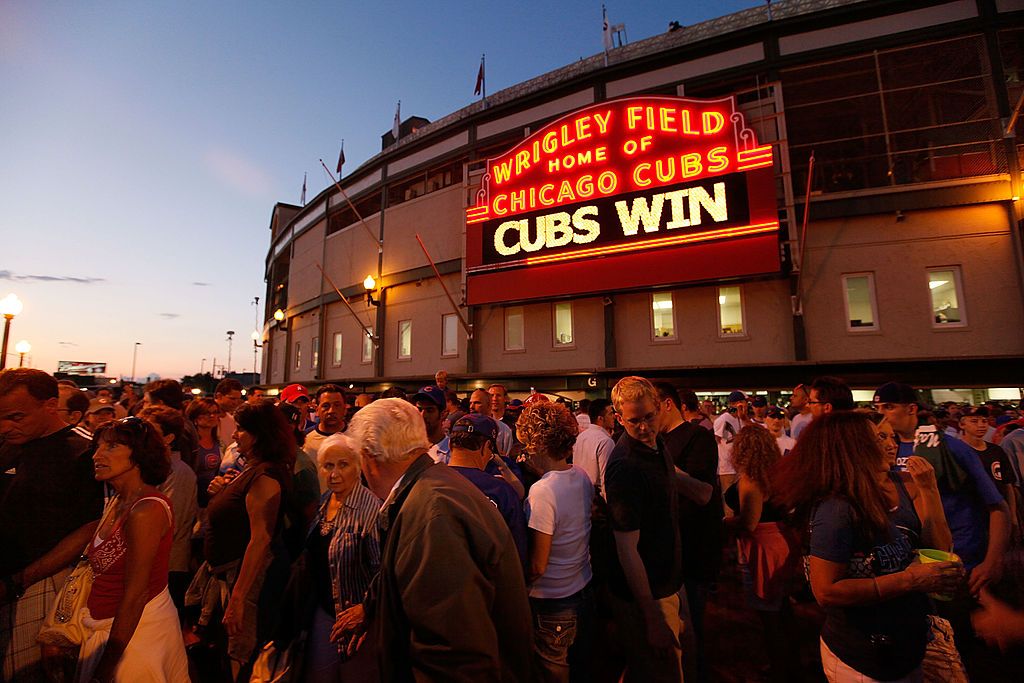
[{"xmin": 77, "ymin": 587, "xmax": 189, "ymax": 683}]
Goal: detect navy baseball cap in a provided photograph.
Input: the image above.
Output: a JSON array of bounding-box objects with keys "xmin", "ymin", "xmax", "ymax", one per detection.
[
  {"xmin": 873, "ymin": 382, "xmax": 918, "ymax": 405},
  {"xmin": 751, "ymin": 396, "xmax": 768, "ymax": 408},
  {"xmin": 451, "ymin": 413, "xmax": 498, "ymax": 441},
  {"xmin": 412, "ymin": 385, "xmax": 445, "ymax": 410},
  {"xmin": 727, "ymin": 391, "xmax": 747, "ymax": 404}
]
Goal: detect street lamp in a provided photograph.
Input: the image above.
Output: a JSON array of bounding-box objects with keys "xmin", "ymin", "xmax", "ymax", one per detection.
[
  {"xmin": 364, "ymin": 275, "xmax": 380, "ymax": 307},
  {"xmin": 251, "ymin": 330, "xmax": 262, "ymax": 379},
  {"xmin": 14, "ymin": 340, "xmax": 30, "ymax": 367},
  {"xmin": 0, "ymin": 293, "xmax": 24, "ymax": 371},
  {"xmin": 226, "ymin": 331, "xmax": 235, "ymax": 373},
  {"xmin": 273, "ymin": 308, "xmax": 285, "ymax": 323}
]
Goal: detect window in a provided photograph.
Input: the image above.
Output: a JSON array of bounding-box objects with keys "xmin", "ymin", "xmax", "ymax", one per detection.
[
  {"xmin": 398, "ymin": 320, "xmax": 412, "ymax": 359},
  {"xmin": 311, "ymin": 336, "xmax": 319, "ymax": 369},
  {"xmin": 294, "ymin": 342, "xmax": 301, "ymax": 370},
  {"xmin": 441, "ymin": 314, "xmax": 458, "ymax": 357},
  {"xmin": 553, "ymin": 302, "xmax": 574, "ymax": 347},
  {"xmin": 928, "ymin": 267, "xmax": 966, "ymax": 327},
  {"xmin": 842, "ymin": 274, "xmax": 879, "ymax": 331},
  {"xmin": 504, "ymin": 307, "xmax": 525, "ymax": 351},
  {"xmin": 332, "ymin": 333, "xmax": 343, "ymax": 366},
  {"xmin": 717, "ymin": 286, "xmax": 745, "ymax": 337},
  {"xmin": 652, "ymin": 292, "xmax": 676, "ymax": 339},
  {"xmin": 361, "ymin": 328, "xmax": 373, "ymax": 364},
  {"xmin": 782, "ymin": 36, "xmax": 1005, "ymax": 193}
]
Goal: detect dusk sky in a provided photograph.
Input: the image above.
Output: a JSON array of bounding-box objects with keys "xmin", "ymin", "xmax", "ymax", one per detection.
[{"xmin": 1, "ymin": 1, "xmax": 761, "ymax": 380}]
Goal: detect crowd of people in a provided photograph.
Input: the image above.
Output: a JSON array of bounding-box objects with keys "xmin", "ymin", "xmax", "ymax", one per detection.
[{"xmin": 1, "ymin": 367, "xmax": 1023, "ymax": 682}]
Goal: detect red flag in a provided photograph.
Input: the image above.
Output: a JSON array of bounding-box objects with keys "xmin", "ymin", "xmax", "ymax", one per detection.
[
  {"xmin": 474, "ymin": 55, "xmax": 485, "ymax": 96},
  {"xmin": 336, "ymin": 141, "xmax": 345, "ymax": 175}
]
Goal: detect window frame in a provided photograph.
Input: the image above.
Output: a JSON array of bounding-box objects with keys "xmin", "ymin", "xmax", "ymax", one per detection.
[
  {"xmin": 650, "ymin": 291, "xmax": 678, "ymax": 342},
  {"xmin": 441, "ymin": 314, "xmax": 458, "ymax": 358},
  {"xmin": 716, "ymin": 285, "xmax": 748, "ymax": 340},
  {"xmin": 552, "ymin": 302, "xmax": 575, "ymax": 349},
  {"xmin": 841, "ymin": 272, "xmax": 880, "ymax": 333},
  {"xmin": 311, "ymin": 336, "xmax": 320, "ymax": 369},
  {"xmin": 361, "ymin": 327, "xmax": 374, "ymax": 365},
  {"xmin": 331, "ymin": 332, "xmax": 343, "ymax": 367},
  {"xmin": 294, "ymin": 341, "xmax": 301, "ymax": 371},
  {"xmin": 926, "ymin": 265, "xmax": 968, "ymax": 329},
  {"xmin": 504, "ymin": 306, "xmax": 526, "ymax": 353},
  {"xmin": 397, "ymin": 319, "xmax": 412, "ymax": 360}
]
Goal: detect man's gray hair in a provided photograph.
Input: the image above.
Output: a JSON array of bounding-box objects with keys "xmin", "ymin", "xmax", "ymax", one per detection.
[
  {"xmin": 347, "ymin": 398, "xmax": 430, "ymax": 464},
  {"xmin": 318, "ymin": 433, "xmax": 360, "ymax": 471}
]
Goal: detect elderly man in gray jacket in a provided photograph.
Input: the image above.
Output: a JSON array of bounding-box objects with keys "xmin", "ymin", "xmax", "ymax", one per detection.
[{"xmin": 342, "ymin": 398, "xmax": 532, "ymax": 682}]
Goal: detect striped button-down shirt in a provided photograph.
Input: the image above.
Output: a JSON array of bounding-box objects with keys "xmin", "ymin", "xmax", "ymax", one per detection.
[{"xmin": 326, "ymin": 483, "xmax": 382, "ymax": 614}]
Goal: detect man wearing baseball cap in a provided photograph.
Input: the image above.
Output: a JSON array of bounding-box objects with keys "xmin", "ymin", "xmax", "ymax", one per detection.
[
  {"xmin": 447, "ymin": 413, "xmax": 527, "ymax": 567},
  {"xmin": 875, "ymin": 381, "xmax": 1010, "ymax": 678},
  {"xmin": 413, "ymin": 386, "xmax": 451, "ymax": 465},
  {"xmin": 279, "ymin": 383, "xmax": 311, "ymax": 432},
  {"xmin": 713, "ymin": 390, "xmax": 750, "ymax": 511}
]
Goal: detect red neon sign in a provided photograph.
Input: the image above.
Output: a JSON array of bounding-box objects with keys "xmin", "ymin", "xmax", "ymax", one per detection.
[{"xmin": 465, "ymin": 95, "xmax": 779, "ymax": 305}]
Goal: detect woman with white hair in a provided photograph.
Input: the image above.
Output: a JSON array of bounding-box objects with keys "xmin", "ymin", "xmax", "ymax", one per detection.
[{"xmin": 302, "ymin": 434, "xmax": 381, "ymax": 682}]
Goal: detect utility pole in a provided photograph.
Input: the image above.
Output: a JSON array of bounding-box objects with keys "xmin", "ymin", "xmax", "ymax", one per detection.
[
  {"xmin": 226, "ymin": 331, "xmax": 235, "ymax": 373},
  {"xmin": 130, "ymin": 342, "xmax": 141, "ymax": 383}
]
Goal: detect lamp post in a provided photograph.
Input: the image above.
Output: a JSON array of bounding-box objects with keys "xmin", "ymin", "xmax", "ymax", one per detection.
[
  {"xmin": 251, "ymin": 330, "xmax": 262, "ymax": 379},
  {"xmin": 0, "ymin": 294, "xmax": 24, "ymax": 371},
  {"xmin": 200, "ymin": 358, "xmax": 206, "ymax": 374},
  {"xmin": 14, "ymin": 340, "xmax": 31, "ymax": 367},
  {"xmin": 226, "ymin": 331, "xmax": 235, "ymax": 374},
  {"xmin": 130, "ymin": 342, "xmax": 141, "ymax": 383}
]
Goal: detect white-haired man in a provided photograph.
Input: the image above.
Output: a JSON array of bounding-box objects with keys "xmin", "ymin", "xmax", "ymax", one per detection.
[{"xmin": 339, "ymin": 398, "xmax": 532, "ymax": 681}]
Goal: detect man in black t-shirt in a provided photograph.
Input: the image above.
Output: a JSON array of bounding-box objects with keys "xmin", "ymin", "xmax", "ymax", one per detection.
[
  {"xmin": 962, "ymin": 407, "xmax": 1020, "ymax": 542},
  {"xmin": 605, "ymin": 376, "xmax": 684, "ymax": 683},
  {"xmin": 0, "ymin": 369, "xmax": 104, "ymax": 681}
]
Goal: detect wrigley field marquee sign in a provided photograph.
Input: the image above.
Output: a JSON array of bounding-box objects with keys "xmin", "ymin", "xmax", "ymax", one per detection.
[{"xmin": 465, "ymin": 96, "xmax": 780, "ymax": 304}]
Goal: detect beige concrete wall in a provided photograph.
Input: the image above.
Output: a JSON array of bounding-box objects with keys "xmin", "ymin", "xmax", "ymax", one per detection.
[
  {"xmin": 379, "ymin": 275, "xmax": 467, "ymax": 379},
  {"xmin": 323, "ymin": 212, "xmax": 382, "ymax": 295},
  {"xmin": 266, "ymin": 327, "xmax": 288, "ymax": 385},
  {"xmin": 287, "ymin": 220, "xmax": 326, "ymax": 308},
  {"xmin": 381, "ymin": 186, "xmax": 464, "ymax": 276},
  {"xmin": 319, "ymin": 300, "xmax": 378, "ymax": 384},
  {"xmin": 474, "ymin": 297, "xmax": 606, "ymax": 374},
  {"xmin": 288, "ymin": 310, "xmax": 321, "ymax": 384},
  {"xmin": 800, "ymin": 204, "xmax": 1024, "ymax": 360},
  {"xmin": 614, "ymin": 279, "xmax": 796, "ymax": 369}
]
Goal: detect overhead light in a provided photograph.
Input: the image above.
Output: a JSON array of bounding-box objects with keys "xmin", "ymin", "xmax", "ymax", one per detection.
[
  {"xmin": 718, "ymin": 295, "xmax": 726, "ymax": 305},
  {"xmin": 929, "ymin": 280, "xmax": 949, "ymax": 290}
]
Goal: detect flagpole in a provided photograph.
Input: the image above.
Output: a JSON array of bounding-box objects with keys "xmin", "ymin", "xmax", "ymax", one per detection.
[
  {"xmin": 319, "ymin": 159, "xmax": 382, "ymax": 252},
  {"xmin": 794, "ymin": 150, "xmax": 815, "ymax": 315},
  {"xmin": 482, "ymin": 54, "xmax": 486, "ymax": 105},
  {"xmin": 415, "ymin": 233, "xmax": 473, "ymax": 338},
  {"xmin": 315, "ymin": 263, "xmax": 378, "ymax": 346}
]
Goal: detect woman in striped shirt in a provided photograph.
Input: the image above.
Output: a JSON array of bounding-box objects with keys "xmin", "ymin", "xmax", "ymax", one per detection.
[{"xmin": 303, "ymin": 433, "xmax": 381, "ymax": 682}]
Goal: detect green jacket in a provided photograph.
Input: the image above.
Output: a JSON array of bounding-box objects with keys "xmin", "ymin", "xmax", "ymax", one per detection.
[{"xmin": 372, "ymin": 453, "xmax": 533, "ymax": 682}]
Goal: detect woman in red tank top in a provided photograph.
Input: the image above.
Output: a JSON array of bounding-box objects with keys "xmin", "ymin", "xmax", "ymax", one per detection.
[{"xmin": 77, "ymin": 417, "xmax": 188, "ymax": 683}]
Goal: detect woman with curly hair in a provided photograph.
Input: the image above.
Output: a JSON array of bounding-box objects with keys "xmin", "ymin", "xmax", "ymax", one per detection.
[
  {"xmin": 78, "ymin": 417, "xmax": 188, "ymax": 682},
  {"xmin": 724, "ymin": 424, "xmax": 801, "ymax": 681},
  {"xmin": 517, "ymin": 401, "xmax": 593, "ymax": 683},
  {"xmin": 774, "ymin": 411, "xmax": 959, "ymax": 682}
]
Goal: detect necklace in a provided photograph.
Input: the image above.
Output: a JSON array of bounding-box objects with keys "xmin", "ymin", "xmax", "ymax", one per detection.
[{"xmin": 319, "ymin": 499, "xmax": 341, "ymax": 536}]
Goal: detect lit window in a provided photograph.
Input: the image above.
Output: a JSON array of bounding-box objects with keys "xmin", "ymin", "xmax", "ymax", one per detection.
[
  {"xmin": 442, "ymin": 314, "xmax": 458, "ymax": 357},
  {"xmin": 311, "ymin": 336, "xmax": 319, "ymax": 368},
  {"xmin": 332, "ymin": 333, "xmax": 342, "ymax": 366},
  {"xmin": 361, "ymin": 328, "xmax": 373, "ymax": 364},
  {"xmin": 294, "ymin": 342, "xmax": 301, "ymax": 370},
  {"xmin": 842, "ymin": 274, "xmax": 879, "ymax": 331},
  {"xmin": 505, "ymin": 307, "xmax": 525, "ymax": 351},
  {"xmin": 928, "ymin": 267, "xmax": 965, "ymax": 327},
  {"xmin": 652, "ymin": 292, "xmax": 675, "ymax": 339},
  {"xmin": 554, "ymin": 302, "xmax": 574, "ymax": 346},
  {"xmin": 717, "ymin": 286, "xmax": 745, "ymax": 337},
  {"xmin": 398, "ymin": 320, "xmax": 412, "ymax": 359}
]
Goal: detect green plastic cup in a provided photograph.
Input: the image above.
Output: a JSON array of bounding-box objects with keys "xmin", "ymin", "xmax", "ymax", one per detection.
[{"xmin": 916, "ymin": 549, "xmax": 961, "ymax": 600}]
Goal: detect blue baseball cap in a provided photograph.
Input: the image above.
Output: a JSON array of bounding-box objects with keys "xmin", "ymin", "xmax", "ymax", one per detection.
[
  {"xmin": 412, "ymin": 385, "xmax": 446, "ymax": 410},
  {"xmin": 451, "ymin": 413, "xmax": 498, "ymax": 441}
]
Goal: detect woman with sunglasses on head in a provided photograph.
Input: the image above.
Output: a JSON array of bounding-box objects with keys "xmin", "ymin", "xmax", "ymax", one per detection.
[
  {"xmin": 189, "ymin": 401, "xmax": 292, "ymax": 680},
  {"xmin": 78, "ymin": 417, "xmax": 188, "ymax": 683},
  {"xmin": 186, "ymin": 397, "xmax": 223, "ymax": 510},
  {"xmin": 775, "ymin": 411, "xmax": 958, "ymax": 682}
]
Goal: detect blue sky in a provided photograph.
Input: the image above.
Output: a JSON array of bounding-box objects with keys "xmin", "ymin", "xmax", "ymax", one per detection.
[{"xmin": 0, "ymin": 0, "xmax": 761, "ymax": 379}]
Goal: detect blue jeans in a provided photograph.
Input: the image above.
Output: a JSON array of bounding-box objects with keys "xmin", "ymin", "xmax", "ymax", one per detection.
[{"xmin": 530, "ymin": 586, "xmax": 593, "ymax": 683}]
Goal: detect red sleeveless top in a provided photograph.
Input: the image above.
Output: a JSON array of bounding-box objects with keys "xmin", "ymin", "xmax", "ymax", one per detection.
[{"xmin": 86, "ymin": 494, "xmax": 174, "ymax": 619}]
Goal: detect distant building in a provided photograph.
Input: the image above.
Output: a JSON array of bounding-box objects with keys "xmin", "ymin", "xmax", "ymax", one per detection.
[{"xmin": 260, "ymin": 0, "xmax": 1024, "ymax": 402}]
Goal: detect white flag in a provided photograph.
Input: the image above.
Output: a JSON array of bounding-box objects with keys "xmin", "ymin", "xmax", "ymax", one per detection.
[{"xmin": 392, "ymin": 101, "xmax": 401, "ymax": 140}]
